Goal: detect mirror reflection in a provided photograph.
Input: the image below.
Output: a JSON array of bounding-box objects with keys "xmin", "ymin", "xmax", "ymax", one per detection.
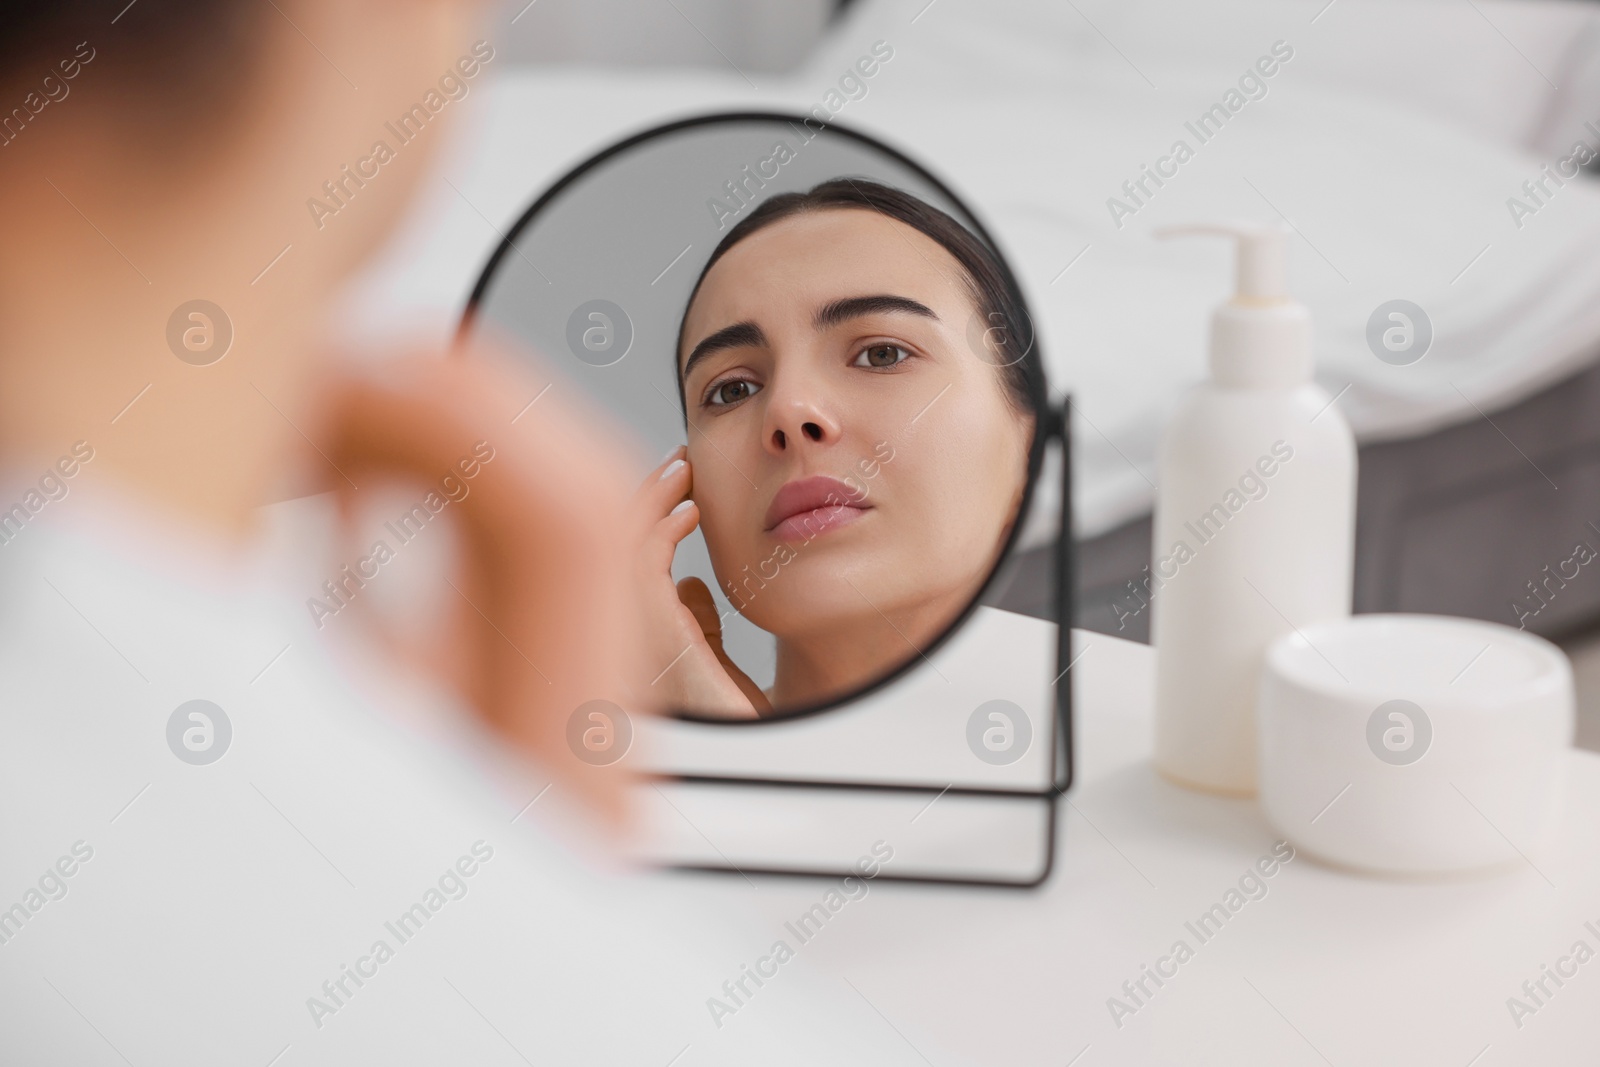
[{"xmin": 467, "ymin": 118, "xmax": 1044, "ymax": 720}]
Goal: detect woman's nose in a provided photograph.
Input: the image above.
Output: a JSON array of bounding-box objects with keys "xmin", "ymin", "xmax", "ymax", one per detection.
[{"xmin": 761, "ymin": 378, "xmax": 841, "ymax": 453}]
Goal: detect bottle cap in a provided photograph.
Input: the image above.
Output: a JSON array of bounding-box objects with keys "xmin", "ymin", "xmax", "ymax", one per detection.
[{"xmin": 1154, "ymin": 221, "xmax": 1311, "ymax": 388}]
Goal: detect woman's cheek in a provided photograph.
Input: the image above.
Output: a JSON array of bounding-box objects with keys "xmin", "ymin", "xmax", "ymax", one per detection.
[{"xmin": 699, "ymin": 497, "xmax": 753, "ymax": 587}]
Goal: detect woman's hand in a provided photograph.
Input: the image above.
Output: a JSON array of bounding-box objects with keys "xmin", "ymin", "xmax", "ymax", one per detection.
[
  {"xmin": 317, "ymin": 341, "xmax": 650, "ymax": 828},
  {"xmin": 632, "ymin": 446, "xmax": 771, "ymax": 719}
]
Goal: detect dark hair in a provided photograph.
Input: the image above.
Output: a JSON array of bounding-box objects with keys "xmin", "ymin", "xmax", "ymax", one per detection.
[
  {"xmin": 674, "ymin": 178, "xmax": 1044, "ymax": 428},
  {"xmin": 0, "ymin": 3, "xmax": 261, "ymax": 119}
]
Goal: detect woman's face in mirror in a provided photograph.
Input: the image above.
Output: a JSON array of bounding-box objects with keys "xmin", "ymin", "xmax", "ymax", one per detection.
[{"xmin": 677, "ymin": 206, "xmax": 1033, "ymax": 710}]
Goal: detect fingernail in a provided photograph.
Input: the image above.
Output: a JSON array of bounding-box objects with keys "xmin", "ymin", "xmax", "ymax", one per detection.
[
  {"xmin": 671, "ymin": 499, "xmax": 694, "ymax": 514},
  {"xmin": 660, "ymin": 444, "xmax": 684, "ymax": 463},
  {"xmin": 660, "ymin": 459, "xmax": 686, "ymax": 481}
]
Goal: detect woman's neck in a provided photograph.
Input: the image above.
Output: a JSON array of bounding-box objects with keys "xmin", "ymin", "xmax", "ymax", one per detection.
[{"xmin": 769, "ymin": 589, "xmax": 969, "ymax": 709}]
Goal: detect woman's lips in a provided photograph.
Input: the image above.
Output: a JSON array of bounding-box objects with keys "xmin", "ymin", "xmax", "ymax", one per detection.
[
  {"xmin": 763, "ymin": 475, "xmax": 871, "ymax": 543},
  {"xmin": 769, "ymin": 502, "xmax": 869, "ymax": 542}
]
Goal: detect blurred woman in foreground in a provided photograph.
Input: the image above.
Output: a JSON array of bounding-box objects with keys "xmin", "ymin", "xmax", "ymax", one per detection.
[{"xmin": 0, "ymin": 2, "xmax": 918, "ymax": 1061}]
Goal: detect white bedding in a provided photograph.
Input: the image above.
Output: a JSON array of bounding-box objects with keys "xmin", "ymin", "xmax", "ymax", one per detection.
[{"xmin": 346, "ymin": 0, "xmax": 1600, "ymax": 542}]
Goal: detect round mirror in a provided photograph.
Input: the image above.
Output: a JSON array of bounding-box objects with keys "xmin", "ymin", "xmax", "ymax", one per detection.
[{"xmin": 461, "ymin": 112, "xmax": 1052, "ymax": 723}]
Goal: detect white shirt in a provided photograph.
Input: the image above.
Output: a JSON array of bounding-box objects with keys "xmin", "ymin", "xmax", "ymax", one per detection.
[{"xmin": 0, "ymin": 484, "xmax": 947, "ymax": 1064}]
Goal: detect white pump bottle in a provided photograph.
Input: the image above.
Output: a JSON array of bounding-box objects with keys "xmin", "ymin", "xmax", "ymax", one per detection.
[{"xmin": 1148, "ymin": 222, "xmax": 1356, "ymax": 795}]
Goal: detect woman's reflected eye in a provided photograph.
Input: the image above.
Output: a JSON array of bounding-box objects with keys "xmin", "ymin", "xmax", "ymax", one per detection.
[
  {"xmin": 854, "ymin": 343, "xmax": 910, "ymax": 369},
  {"xmin": 707, "ymin": 378, "xmax": 762, "ymax": 407}
]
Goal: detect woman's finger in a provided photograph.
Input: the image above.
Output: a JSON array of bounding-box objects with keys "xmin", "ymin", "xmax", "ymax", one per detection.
[
  {"xmin": 631, "ymin": 446, "xmax": 687, "ymax": 506},
  {"xmin": 630, "ymin": 451, "xmax": 690, "ymax": 530},
  {"xmin": 676, "ymin": 575, "xmax": 725, "ymax": 646},
  {"xmin": 676, "ymin": 577, "xmax": 765, "ymax": 719},
  {"xmin": 638, "ymin": 497, "xmax": 699, "ymax": 577},
  {"xmin": 641, "ymin": 444, "xmax": 686, "ymax": 483},
  {"xmin": 318, "ymin": 340, "xmax": 647, "ymax": 830}
]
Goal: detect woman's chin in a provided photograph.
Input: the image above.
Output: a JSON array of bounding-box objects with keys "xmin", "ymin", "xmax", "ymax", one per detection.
[{"xmin": 744, "ymin": 581, "xmax": 934, "ymax": 634}]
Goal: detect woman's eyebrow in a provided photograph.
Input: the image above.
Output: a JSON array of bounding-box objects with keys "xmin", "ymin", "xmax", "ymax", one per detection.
[
  {"xmin": 814, "ymin": 294, "xmax": 938, "ymax": 329},
  {"xmin": 683, "ymin": 320, "xmax": 767, "ymax": 381},
  {"xmin": 682, "ymin": 295, "xmax": 938, "ymax": 381}
]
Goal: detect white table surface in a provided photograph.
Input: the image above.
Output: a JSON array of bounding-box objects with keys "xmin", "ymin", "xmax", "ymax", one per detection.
[{"xmin": 658, "ymin": 627, "xmax": 1600, "ymax": 1066}]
